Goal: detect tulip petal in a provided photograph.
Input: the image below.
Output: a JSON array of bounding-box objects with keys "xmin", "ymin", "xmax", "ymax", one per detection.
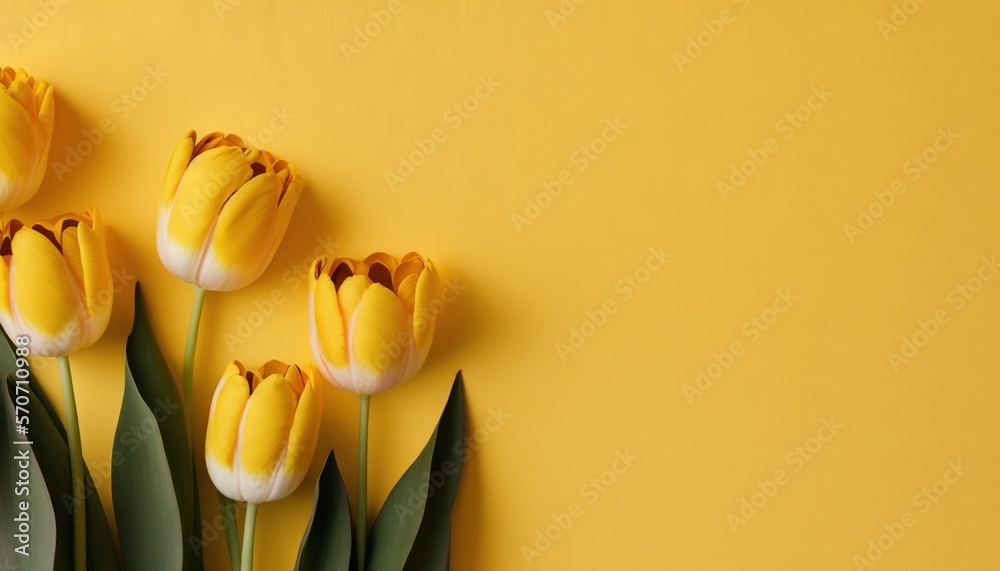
[
  {"xmin": 32, "ymin": 82, "xmax": 53, "ymax": 170},
  {"xmin": 313, "ymin": 272, "xmax": 349, "ymax": 369},
  {"xmin": 284, "ymin": 371, "xmax": 322, "ymax": 476},
  {"xmin": 337, "ymin": 274, "xmax": 371, "ymax": 324},
  {"xmin": 260, "ymin": 173, "xmax": 302, "ymax": 267},
  {"xmin": 239, "ymin": 375, "xmax": 297, "ymax": 478},
  {"xmin": 60, "ymin": 226, "xmax": 86, "ymax": 295},
  {"xmin": 161, "ymin": 131, "xmax": 196, "ymax": 204},
  {"xmin": 166, "ymin": 145, "xmax": 252, "ymax": 251},
  {"xmin": 3, "ymin": 79, "xmax": 35, "ymax": 118},
  {"xmin": 0, "ymin": 91, "xmax": 36, "ymax": 208},
  {"xmin": 396, "ymin": 273, "xmax": 419, "ymax": 316},
  {"xmin": 76, "ymin": 210, "xmax": 113, "ymax": 318},
  {"xmin": 350, "ymin": 283, "xmax": 409, "ymax": 386},
  {"xmin": 260, "ymin": 359, "xmax": 289, "ymax": 380},
  {"xmin": 412, "ymin": 259, "xmax": 440, "ymax": 356},
  {"xmin": 393, "ymin": 257, "xmax": 424, "ymax": 293},
  {"xmin": 206, "ymin": 374, "xmax": 251, "ymax": 470},
  {"xmin": 283, "ymin": 364, "xmax": 306, "ymax": 397},
  {"xmin": 10, "ymin": 228, "xmax": 81, "ymax": 354},
  {"xmin": 198, "ymin": 172, "xmax": 281, "ymax": 290}
]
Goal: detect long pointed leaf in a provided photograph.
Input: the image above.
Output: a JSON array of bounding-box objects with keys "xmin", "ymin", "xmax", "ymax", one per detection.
[
  {"xmin": 402, "ymin": 374, "xmax": 465, "ymax": 570},
  {"xmin": 367, "ymin": 372, "xmax": 466, "ymax": 571},
  {"xmin": 113, "ymin": 365, "xmax": 184, "ymax": 571},
  {"xmin": 122, "ymin": 284, "xmax": 201, "ymax": 570},
  {"xmin": 294, "ymin": 450, "xmax": 355, "ymax": 571}
]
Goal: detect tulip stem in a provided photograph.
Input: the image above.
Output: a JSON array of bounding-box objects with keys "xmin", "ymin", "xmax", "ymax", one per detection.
[
  {"xmin": 220, "ymin": 492, "xmax": 242, "ymax": 570},
  {"xmin": 183, "ymin": 286, "xmax": 207, "ymax": 439},
  {"xmin": 184, "ymin": 287, "xmax": 243, "ymax": 570},
  {"xmin": 58, "ymin": 355, "xmax": 86, "ymax": 571},
  {"xmin": 357, "ymin": 394, "xmax": 371, "ymax": 570},
  {"xmin": 240, "ymin": 503, "xmax": 258, "ymax": 571}
]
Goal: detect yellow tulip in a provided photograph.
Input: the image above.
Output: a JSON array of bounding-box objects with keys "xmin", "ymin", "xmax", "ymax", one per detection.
[
  {"xmin": 0, "ymin": 67, "xmax": 54, "ymax": 211},
  {"xmin": 308, "ymin": 252, "xmax": 440, "ymax": 395},
  {"xmin": 0, "ymin": 206, "xmax": 113, "ymax": 356},
  {"xmin": 157, "ymin": 131, "xmax": 302, "ymax": 291},
  {"xmin": 205, "ymin": 360, "xmax": 323, "ymax": 504}
]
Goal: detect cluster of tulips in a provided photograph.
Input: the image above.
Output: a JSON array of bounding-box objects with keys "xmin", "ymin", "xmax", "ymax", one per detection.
[{"xmin": 1, "ymin": 67, "xmax": 454, "ymax": 571}]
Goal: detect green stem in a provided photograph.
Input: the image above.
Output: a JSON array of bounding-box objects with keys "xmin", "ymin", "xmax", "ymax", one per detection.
[
  {"xmin": 219, "ymin": 492, "xmax": 241, "ymax": 569},
  {"xmin": 183, "ymin": 286, "xmax": 207, "ymax": 439},
  {"xmin": 357, "ymin": 394, "xmax": 371, "ymax": 570},
  {"xmin": 240, "ymin": 503, "xmax": 258, "ymax": 571},
  {"xmin": 58, "ymin": 355, "xmax": 86, "ymax": 571},
  {"xmin": 182, "ymin": 287, "xmax": 242, "ymax": 570}
]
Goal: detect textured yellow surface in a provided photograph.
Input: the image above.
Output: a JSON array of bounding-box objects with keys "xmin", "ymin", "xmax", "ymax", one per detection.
[{"xmin": 4, "ymin": 1, "xmax": 999, "ymax": 569}]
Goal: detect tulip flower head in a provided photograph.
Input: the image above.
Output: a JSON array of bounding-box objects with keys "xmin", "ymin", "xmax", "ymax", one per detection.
[
  {"xmin": 0, "ymin": 207, "xmax": 113, "ymax": 356},
  {"xmin": 205, "ymin": 360, "xmax": 323, "ymax": 504},
  {"xmin": 309, "ymin": 252, "xmax": 440, "ymax": 395},
  {"xmin": 0, "ymin": 67, "xmax": 54, "ymax": 211},
  {"xmin": 157, "ymin": 131, "xmax": 302, "ymax": 291}
]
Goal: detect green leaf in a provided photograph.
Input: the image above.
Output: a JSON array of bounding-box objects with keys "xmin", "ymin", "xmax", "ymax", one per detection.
[
  {"xmin": 122, "ymin": 283, "xmax": 201, "ymax": 570},
  {"xmin": 113, "ymin": 363, "xmax": 184, "ymax": 571},
  {"xmin": 367, "ymin": 372, "xmax": 466, "ymax": 571},
  {"xmin": 0, "ymin": 331, "xmax": 120, "ymax": 571},
  {"xmin": 1, "ymin": 375, "xmax": 61, "ymax": 570},
  {"xmin": 294, "ymin": 450, "xmax": 355, "ymax": 571},
  {"xmin": 83, "ymin": 469, "xmax": 122, "ymax": 571}
]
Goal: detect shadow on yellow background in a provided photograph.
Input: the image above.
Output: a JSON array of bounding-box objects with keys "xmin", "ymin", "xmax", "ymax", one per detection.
[{"xmin": 3, "ymin": 0, "xmax": 999, "ymax": 569}]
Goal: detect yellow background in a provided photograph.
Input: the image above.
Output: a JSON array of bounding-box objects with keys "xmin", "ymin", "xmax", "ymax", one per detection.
[{"xmin": 4, "ymin": 1, "xmax": 999, "ymax": 569}]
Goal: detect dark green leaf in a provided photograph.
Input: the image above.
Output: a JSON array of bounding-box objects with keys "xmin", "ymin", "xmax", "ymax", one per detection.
[
  {"xmin": 120, "ymin": 283, "xmax": 201, "ymax": 570},
  {"xmin": 295, "ymin": 450, "xmax": 355, "ymax": 571},
  {"xmin": 83, "ymin": 469, "xmax": 121, "ymax": 571},
  {"xmin": 367, "ymin": 372, "xmax": 466, "ymax": 571},
  {"xmin": 113, "ymin": 364, "xmax": 184, "ymax": 571}
]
